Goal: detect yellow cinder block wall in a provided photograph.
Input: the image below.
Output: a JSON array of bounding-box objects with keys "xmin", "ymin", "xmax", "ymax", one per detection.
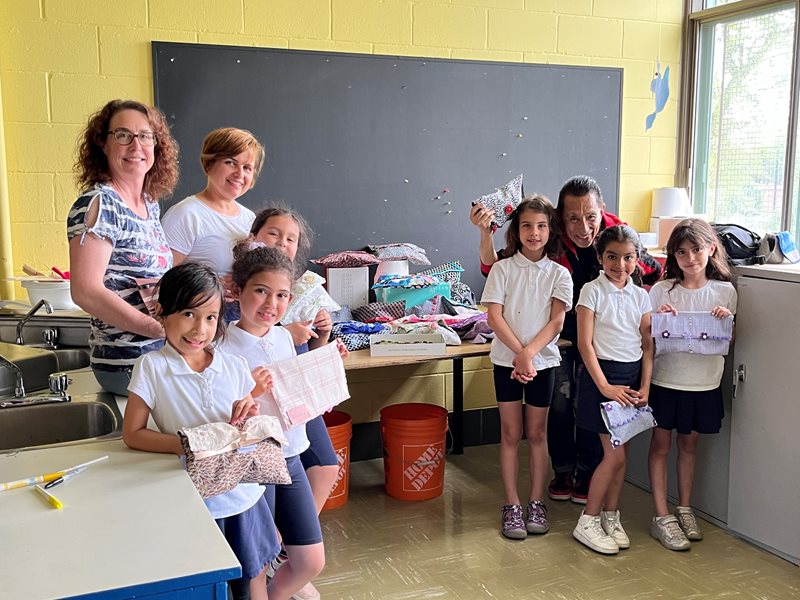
[{"xmin": 0, "ymin": 0, "xmax": 682, "ymax": 419}]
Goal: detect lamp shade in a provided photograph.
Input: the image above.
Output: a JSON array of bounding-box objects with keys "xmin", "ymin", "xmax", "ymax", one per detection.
[{"xmin": 651, "ymin": 187, "xmax": 692, "ymax": 217}]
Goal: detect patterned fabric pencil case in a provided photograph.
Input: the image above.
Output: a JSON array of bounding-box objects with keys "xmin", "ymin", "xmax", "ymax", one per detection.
[
  {"xmin": 651, "ymin": 311, "xmax": 733, "ymax": 355},
  {"xmin": 600, "ymin": 402, "xmax": 656, "ymax": 448}
]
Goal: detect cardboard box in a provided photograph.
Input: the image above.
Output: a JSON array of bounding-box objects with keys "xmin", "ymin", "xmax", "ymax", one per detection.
[
  {"xmin": 325, "ymin": 266, "xmax": 369, "ymax": 309},
  {"xmin": 649, "ymin": 216, "xmax": 687, "ymax": 248},
  {"xmin": 374, "ymin": 282, "xmax": 451, "ymax": 309},
  {"xmin": 369, "ymin": 333, "xmax": 446, "ymax": 356}
]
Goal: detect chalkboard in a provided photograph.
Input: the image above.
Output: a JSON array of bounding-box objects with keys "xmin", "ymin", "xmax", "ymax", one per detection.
[{"xmin": 153, "ymin": 42, "xmax": 622, "ymax": 295}]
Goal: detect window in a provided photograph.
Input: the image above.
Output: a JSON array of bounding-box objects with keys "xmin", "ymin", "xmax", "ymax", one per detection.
[{"xmin": 683, "ymin": 1, "xmax": 800, "ymax": 241}]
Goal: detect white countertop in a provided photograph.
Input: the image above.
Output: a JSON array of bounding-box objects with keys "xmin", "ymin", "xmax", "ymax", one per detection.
[
  {"xmin": 733, "ymin": 262, "xmax": 800, "ymax": 283},
  {"xmin": 0, "ymin": 440, "xmax": 240, "ymax": 599}
]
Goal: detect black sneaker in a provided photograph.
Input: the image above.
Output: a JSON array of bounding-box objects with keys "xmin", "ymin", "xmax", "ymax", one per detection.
[
  {"xmin": 571, "ymin": 475, "xmax": 590, "ymax": 505},
  {"xmin": 547, "ymin": 472, "xmax": 574, "ymax": 501}
]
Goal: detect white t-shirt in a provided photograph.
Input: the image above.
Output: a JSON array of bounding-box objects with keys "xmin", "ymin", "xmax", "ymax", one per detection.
[
  {"xmin": 577, "ymin": 272, "xmax": 652, "ymax": 363},
  {"xmin": 161, "ymin": 195, "xmax": 255, "ymax": 275},
  {"xmin": 128, "ymin": 343, "xmax": 262, "ymax": 519},
  {"xmin": 217, "ymin": 323, "xmax": 311, "ymax": 458},
  {"xmin": 649, "ymin": 278, "xmax": 738, "ymax": 391},
  {"xmin": 481, "ymin": 252, "xmax": 573, "ymax": 370}
]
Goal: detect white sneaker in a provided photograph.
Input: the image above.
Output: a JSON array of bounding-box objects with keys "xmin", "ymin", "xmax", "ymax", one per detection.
[
  {"xmin": 675, "ymin": 506, "xmax": 703, "ymax": 541},
  {"xmin": 291, "ymin": 582, "xmax": 321, "ymax": 600},
  {"xmin": 573, "ymin": 512, "xmax": 619, "ymax": 554},
  {"xmin": 650, "ymin": 515, "xmax": 691, "ymax": 551},
  {"xmin": 601, "ymin": 509, "xmax": 630, "ymax": 549}
]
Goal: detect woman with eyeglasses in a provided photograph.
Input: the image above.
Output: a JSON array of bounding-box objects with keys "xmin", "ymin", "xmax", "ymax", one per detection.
[
  {"xmin": 161, "ymin": 127, "xmax": 265, "ymax": 321},
  {"xmin": 67, "ymin": 99, "xmax": 179, "ymax": 396}
]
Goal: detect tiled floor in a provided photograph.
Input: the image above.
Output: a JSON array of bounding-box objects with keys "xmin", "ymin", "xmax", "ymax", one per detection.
[{"xmin": 317, "ymin": 444, "xmax": 800, "ymax": 599}]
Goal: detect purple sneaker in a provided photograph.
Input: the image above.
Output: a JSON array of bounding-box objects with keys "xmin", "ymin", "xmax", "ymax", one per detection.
[
  {"xmin": 501, "ymin": 504, "xmax": 527, "ymax": 539},
  {"xmin": 526, "ymin": 500, "xmax": 550, "ymax": 534}
]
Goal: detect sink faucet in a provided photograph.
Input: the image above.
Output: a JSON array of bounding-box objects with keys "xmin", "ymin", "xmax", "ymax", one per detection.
[
  {"xmin": 15, "ymin": 299, "xmax": 54, "ymax": 345},
  {"xmin": 0, "ymin": 353, "xmax": 25, "ymax": 398}
]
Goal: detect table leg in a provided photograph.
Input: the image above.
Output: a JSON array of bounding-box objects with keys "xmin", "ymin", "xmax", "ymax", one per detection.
[{"xmin": 453, "ymin": 357, "xmax": 464, "ymax": 455}]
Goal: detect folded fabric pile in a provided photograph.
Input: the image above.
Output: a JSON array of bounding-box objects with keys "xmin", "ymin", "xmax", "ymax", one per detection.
[
  {"xmin": 331, "ymin": 321, "xmax": 391, "ymax": 351},
  {"xmin": 320, "ymin": 258, "xmax": 488, "ymax": 350}
]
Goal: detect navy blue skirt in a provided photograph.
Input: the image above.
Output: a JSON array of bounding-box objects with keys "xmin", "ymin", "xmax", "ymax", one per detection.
[
  {"xmin": 576, "ymin": 359, "xmax": 642, "ymax": 434},
  {"xmin": 216, "ymin": 492, "xmax": 280, "ymax": 581},
  {"xmin": 650, "ymin": 384, "xmax": 724, "ymax": 434}
]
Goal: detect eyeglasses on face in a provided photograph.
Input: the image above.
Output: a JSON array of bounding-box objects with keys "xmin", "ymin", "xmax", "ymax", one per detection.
[{"xmin": 107, "ymin": 129, "xmax": 157, "ymax": 146}]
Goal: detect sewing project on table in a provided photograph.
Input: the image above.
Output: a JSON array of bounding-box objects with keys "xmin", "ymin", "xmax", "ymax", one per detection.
[{"xmin": 265, "ymin": 342, "xmax": 350, "ymax": 429}]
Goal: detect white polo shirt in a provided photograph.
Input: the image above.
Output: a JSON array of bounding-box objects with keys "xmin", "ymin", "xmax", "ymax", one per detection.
[
  {"xmin": 128, "ymin": 343, "xmax": 262, "ymax": 519},
  {"xmin": 577, "ymin": 272, "xmax": 652, "ymax": 363},
  {"xmin": 218, "ymin": 323, "xmax": 311, "ymax": 459},
  {"xmin": 481, "ymin": 252, "xmax": 573, "ymax": 370}
]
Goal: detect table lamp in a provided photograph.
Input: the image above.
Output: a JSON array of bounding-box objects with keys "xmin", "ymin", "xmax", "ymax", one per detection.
[{"xmin": 650, "ymin": 187, "xmax": 692, "ymax": 247}]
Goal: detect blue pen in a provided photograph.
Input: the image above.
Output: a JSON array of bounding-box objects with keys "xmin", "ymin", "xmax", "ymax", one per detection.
[{"xmin": 43, "ymin": 466, "xmax": 87, "ymax": 490}]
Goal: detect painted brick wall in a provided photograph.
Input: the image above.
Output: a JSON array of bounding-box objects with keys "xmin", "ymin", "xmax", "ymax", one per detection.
[{"xmin": 0, "ymin": 0, "xmax": 683, "ymax": 416}]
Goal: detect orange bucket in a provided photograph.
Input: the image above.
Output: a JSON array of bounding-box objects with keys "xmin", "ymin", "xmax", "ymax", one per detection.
[
  {"xmin": 322, "ymin": 410, "xmax": 352, "ymax": 510},
  {"xmin": 380, "ymin": 403, "xmax": 448, "ymax": 501}
]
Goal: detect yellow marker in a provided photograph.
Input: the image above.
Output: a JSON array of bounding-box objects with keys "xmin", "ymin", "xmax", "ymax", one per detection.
[
  {"xmin": 0, "ymin": 455, "xmax": 109, "ymax": 492},
  {"xmin": 33, "ymin": 484, "xmax": 63, "ymax": 510}
]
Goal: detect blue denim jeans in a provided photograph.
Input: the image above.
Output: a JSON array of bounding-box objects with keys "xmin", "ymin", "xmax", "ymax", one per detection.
[{"xmin": 547, "ymin": 346, "xmax": 603, "ymax": 480}]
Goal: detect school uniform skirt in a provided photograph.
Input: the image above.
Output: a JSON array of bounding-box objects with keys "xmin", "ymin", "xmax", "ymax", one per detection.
[
  {"xmin": 216, "ymin": 492, "xmax": 280, "ymax": 581},
  {"xmin": 649, "ymin": 384, "xmax": 724, "ymax": 434},
  {"xmin": 576, "ymin": 359, "xmax": 642, "ymax": 434}
]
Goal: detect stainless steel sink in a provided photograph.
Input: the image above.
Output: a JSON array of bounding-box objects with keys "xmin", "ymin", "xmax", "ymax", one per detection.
[
  {"xmin": 0, "ymin": 343, "xmax": 91, "ymax": 397},
  {"xmin": 53, "ymin": 348, "xmax": 91, "ymax": 371},
  {"xmin": 0, "ymin": 398, "xmax": 120, "ymax": 452}
]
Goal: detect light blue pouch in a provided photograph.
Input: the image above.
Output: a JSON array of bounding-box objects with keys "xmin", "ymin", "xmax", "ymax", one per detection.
[
  {"xmin": 776, "ymin": 231, "xmax": 800, "ymax": 263},
  {"xmin": 600, "ymin": 402, "xmax": 657, "ymax": 448}
]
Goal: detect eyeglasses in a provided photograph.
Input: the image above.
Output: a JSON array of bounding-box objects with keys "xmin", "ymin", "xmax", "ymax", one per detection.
[{"xmin": 107, "ymin": 129, "xmax": 157, "ymax": 146}]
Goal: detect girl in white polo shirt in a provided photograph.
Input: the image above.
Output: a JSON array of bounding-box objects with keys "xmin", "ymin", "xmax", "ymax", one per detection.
[
  {"xmin": 122, "ymin": 262, "xmax": 277, "ymax": 600},
  {"xmin": 219, "ymin": 242, "xmax": 346, "ymax": 600},
  {"xmin": 481, "ymin": 196, "xmax": 573, "ymax": 540},
  {"xmin": 572, "ymin": 225, "xmax": 653, "ymax": 555}
]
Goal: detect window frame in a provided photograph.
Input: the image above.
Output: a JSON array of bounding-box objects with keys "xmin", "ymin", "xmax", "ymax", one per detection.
[{"xmin": 678, "ymin": 0, "xmax": 800, "ymax": 233}]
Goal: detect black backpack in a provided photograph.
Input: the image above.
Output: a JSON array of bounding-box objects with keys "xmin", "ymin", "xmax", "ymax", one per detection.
[{"xmin": 711, "ymin": 223, "xmax": 765, "ymax": 266}]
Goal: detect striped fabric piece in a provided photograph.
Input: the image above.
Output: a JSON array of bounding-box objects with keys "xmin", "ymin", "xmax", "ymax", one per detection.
[
  {"xmin": 417, "ymin": 260, "xmax": 465, "ymax": 284},
  {"xmin": 66, "ymin": 184, "xmax": 172, "ymax": 371}
]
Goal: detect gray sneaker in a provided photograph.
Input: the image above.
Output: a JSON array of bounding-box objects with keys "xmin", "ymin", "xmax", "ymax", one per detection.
[
  {"xmin": 650, "ymin": 515, "xmax": 691, "ymax": 551},
  {"xmin": 525, "ymin": 500, "xmax": 550, "ymax": 534},
  {"xmin": 501, "ymin": 504, "xmax": 527, "ymax": 540},
  {"xmin": 675, "ymin": 506, "xmax": 703, "ymax": 540}
]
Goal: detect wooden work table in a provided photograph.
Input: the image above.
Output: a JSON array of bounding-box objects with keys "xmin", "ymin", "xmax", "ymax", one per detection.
[
  {"xmin": 343, "ymin": 342, "xmax": 491, "ymax": 455},
  {"xmin": 342, "ymin": 340, "xmax": 571, "ymax": 454}
]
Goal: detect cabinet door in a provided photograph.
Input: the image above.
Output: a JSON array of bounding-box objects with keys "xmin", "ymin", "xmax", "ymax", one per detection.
[{"xmin": 728, "ymin": 275, "xmax": 800, "ymax": 564}]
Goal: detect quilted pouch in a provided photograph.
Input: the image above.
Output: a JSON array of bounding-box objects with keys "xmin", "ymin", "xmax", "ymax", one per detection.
[
  {"xmin": 311, "ymin": 251, "xmax": 380, "ymax": 268},
  {"xmin": 472, "ymin": 174, "xmax": 524, "ymax": 230},
  {"xmin": 600, "ymin": 402, "xmax": 656, "ymax": 448},
  {"xmin": 651, "ymin": 312, "xmax": 733, "ymax": 356},
  {"xmin": 178, "ymin": 416, "xmax": 290, "ymax": 499},
  {"xmin": 283, "ymin": 270, "xmax": 341, "ymax": 324},
  {"xmin": 366, "ymin": 243, "xmax": 431, "ymax": 265}
]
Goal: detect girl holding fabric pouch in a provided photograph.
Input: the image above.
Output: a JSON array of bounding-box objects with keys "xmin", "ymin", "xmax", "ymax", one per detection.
[
  {"xmin": 572, "ymin": 225, "xmax": 654, "ymax": 556},
  {"xmin": 647, "ymin": 218, "xmax": 737, "ymax": 552},
  {"xmin": 122, "ymin": 262, "xmax": 279, "ymax": 600}
]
